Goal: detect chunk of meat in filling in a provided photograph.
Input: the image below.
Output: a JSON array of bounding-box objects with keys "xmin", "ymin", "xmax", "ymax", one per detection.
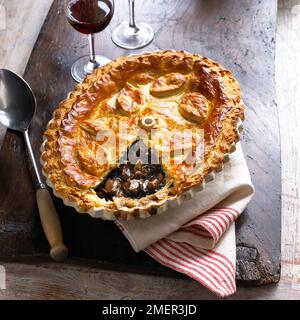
[{"xmin": 95, "ymin": 160, "xmax": 166, "ymax": 200}]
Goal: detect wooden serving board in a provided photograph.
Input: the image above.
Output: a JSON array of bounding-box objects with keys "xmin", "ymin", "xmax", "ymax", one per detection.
[{"xmin": 0, "ymin": 0, "xmax": 280, "ymax": 285}]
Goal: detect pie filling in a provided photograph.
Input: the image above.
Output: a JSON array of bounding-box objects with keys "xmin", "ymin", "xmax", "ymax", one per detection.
[{"xmin": 95, "ymin": 142, "xmax": 166, "ymax": 200}]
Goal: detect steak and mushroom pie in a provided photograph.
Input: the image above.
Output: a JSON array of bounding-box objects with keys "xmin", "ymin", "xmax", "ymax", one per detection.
[{"xmin": 41, "ymin": 50, "xmax": 244, "ymax": 220}]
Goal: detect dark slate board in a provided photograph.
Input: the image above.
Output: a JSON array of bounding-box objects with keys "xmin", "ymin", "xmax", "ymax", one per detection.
[{"xmin": 0, "ymin": 0, "xmax": 280, "ymax": 285}]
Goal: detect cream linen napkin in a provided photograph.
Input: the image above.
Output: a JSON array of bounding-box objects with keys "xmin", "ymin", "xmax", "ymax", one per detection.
[{"xmin": 116, "ymin": 142, "xmax": 254, "ymax": 297}]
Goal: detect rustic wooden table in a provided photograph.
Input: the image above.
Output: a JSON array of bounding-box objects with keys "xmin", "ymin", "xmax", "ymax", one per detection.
[{"xmin": 0, "ymin": 0, "xmax": 299, "ymax": 299}]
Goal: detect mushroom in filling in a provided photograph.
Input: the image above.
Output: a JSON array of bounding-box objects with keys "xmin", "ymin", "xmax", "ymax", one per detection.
[{"xmin": 95, "ymin": 144, "xmax": 166, "ymax": 200}]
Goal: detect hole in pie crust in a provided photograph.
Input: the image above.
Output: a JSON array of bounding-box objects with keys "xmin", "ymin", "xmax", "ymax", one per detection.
[{"xmin": 95, "ymin": 141, "xmax": 166, "ymax": 200}]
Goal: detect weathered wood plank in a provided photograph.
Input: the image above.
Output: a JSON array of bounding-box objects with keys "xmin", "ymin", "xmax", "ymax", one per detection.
[
  {"xmin": 0, "ymin": 259, "xmax": 299, "ymax": 300},
  {"xmin": 276, "ymin": 0, "xmax": 300, "ymax": 286}
]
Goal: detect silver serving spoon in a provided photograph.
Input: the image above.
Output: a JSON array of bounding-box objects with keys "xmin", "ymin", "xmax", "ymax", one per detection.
[{"xmin": 0, "ymin": 69, "xmax": 68, "ymax": 262}]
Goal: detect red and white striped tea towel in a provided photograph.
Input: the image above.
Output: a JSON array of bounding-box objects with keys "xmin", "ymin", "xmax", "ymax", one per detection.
[{"xmin": 116, "ymin": 142, "xmax": 254, "ymax": 297}]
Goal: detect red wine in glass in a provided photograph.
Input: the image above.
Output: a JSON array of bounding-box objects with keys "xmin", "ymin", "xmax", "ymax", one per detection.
[
  {"xmin": 64, "ymin": 0, "xmax": 114, "ymax": 82},
  {"xmin": 67, "ymin": 0, "xmax": 114, "ymax": 34}
]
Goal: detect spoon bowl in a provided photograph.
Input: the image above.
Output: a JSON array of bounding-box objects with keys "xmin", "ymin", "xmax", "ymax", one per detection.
[{"xmin": 0, "ymin": 69, "xmax": 36, "ymax": 132}]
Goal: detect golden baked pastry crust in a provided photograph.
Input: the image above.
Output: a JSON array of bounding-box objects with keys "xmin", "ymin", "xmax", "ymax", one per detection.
[{"xmin": 41, "ymin": 50, "xmax": 244, "ymax": 220}]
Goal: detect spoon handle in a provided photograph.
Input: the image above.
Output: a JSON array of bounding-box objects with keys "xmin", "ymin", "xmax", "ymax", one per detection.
[
  {"xmin": 23, "ymin": 130, "xmax": 68, "ymax": 261},
  {"xmin": 24, "ymin": 129, "xmax": 45, "ymax": 188},
  {"xmin": 36, "ymin": 188, "xmax": 68, "ymax": 261}
]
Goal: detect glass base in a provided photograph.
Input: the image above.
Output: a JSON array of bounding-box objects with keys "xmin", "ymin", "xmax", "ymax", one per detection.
[
  {"xmin": 71, "ymin": 55, "xmax": 111, "ymax": 83},
  {"xmin": 111, "ymin": 21, "xmax": 154, "ymax": 50}
]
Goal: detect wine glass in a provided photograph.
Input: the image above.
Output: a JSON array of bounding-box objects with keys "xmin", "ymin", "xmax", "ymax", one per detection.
[
  {"xmin": 64, "ymin": 0, "xmax": 114, "ymax": 83},
  {"xmin": 111, "ymin": 0, "xmax": 154, "ymax": 50}
]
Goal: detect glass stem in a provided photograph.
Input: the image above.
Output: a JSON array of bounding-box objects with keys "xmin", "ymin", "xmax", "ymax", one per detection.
[
  {"xmin": 128, "ymin": 0, "xmax": 137, "ymax": 29},
  {"xmin": 88, "ymin": 33, "xmax": 97, "ymax": 64}
]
